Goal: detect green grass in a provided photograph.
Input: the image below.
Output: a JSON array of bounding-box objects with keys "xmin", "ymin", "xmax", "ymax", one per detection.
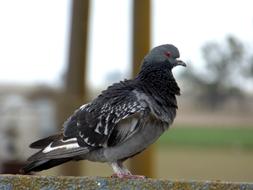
[{"xmin": 158, "ymin": 126, "xmax": 253, "ymax": 149}]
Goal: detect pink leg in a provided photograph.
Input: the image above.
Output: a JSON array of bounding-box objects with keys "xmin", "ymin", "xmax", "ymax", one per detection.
[{"xmin": 110, "ymin": 161, "xmax": 146, "ymax": 179}]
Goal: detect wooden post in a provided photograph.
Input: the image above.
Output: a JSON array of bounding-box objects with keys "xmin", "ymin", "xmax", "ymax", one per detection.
[
  {"xmin": 58, "ymin": 0, "xmax": 90, "ymax": 176},
  {"xmin": 130, "ymin": 0, "xmax": 154, "ymax": 178}
]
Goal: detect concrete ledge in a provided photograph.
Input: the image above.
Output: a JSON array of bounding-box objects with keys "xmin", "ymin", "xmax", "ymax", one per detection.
[{"xmin": 0, "ymin": 175, "xmax": 253, "ymax": 190}]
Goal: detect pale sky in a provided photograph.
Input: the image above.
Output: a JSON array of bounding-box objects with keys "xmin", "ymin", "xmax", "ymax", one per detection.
[{"xmin": 0, "ymin": 0, "xmax": 253, "ymax": 89}]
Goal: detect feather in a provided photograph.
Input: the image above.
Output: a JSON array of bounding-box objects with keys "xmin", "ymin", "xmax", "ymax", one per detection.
[
  {"xmin": 20, "ymin": 158, "xmax": 71, "ymax": 174},
  {"xmin": 28, "ymin": 138, "xmax": 89, "ymax": 161},
  {"xmin": 29, "ymin": 134, "xmax": 62, "ymax": 149}
]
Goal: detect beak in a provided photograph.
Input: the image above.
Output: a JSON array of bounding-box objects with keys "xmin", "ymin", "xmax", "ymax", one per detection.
[{"xmin": 175, "ymin": 59, "xmax": 186, "ymax": 67}]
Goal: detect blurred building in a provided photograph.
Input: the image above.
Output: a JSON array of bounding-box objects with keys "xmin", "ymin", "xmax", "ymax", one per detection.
[{"xmin": 0, "ymin": 84, "xmax": 57, "ymax": 172}]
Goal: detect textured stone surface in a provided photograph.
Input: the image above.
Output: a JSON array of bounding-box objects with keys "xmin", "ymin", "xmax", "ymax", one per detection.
[{"xmin": 0, "ymin": 175, "xmax": 253, "ymax": 190}]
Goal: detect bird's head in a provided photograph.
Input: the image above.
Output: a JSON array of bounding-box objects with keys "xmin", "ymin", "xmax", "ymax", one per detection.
[{"xmin": 142, "ymin": 44, "xmax": 186, "ymax": 70}]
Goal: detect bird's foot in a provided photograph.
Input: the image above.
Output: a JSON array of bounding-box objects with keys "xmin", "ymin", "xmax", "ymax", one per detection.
[
  {"xmin": 111, "ymin": 173, "xmax": 147, "ymax": 179},
  {"xmin": 110, "ymin": 161, "xmax": 146, "ymax": 179}
]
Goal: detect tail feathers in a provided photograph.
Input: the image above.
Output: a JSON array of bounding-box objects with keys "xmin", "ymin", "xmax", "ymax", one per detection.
[
  {"xmin": 28, "ymin": 137, "xmax": 89, "ymax": 161},
  {"xmin": 28, "ymin": 145, "xmax": 89, "ymax": 161},
  {"xmin": 24, "ymin": 135, "xmax": 90, "ymax": 173},
  {"xmin": 20, "ymin": 158, "xmax": 72, "ymax": 174},
  {"xmin": 30, "ymin": 134, "xmax": 63, "ymax": 149}
]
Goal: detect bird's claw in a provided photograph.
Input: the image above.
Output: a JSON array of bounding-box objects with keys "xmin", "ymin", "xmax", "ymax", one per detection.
[{"xmin": 111, "ymin": 173, "xmax": 147, "ymax": 179}]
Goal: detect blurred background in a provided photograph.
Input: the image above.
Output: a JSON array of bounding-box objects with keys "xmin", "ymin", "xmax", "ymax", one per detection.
[{"xmin": 0, "ymin": 0, "xmax": 253, "ymax": 182}]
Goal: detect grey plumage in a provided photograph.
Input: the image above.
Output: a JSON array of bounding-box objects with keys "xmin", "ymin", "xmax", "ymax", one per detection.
[{"xmin": 21, "ymin": 44, "xmax": 186, "ymax": 177}]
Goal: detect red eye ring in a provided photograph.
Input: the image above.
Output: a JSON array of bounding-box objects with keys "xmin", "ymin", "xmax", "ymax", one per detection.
[{"xmin": 165, "ymin": 51, "xmax": 172, "ymax": 57}]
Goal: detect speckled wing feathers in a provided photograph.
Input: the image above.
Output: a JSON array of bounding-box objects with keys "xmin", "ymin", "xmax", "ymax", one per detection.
[{"xmin": 63, "ymin": 80, "xmax": 147, "ymax": 149}]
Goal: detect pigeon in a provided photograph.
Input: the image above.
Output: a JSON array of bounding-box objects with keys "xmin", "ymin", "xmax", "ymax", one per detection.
[{"xmin": 21, "ymin": 44, "xmax": 186, "ymax": 178}]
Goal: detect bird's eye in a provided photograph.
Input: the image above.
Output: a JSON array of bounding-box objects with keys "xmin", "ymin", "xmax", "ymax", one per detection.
[{"xmin": 165, "ymin": 51, "xmax": 172, "ymax": 58}]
